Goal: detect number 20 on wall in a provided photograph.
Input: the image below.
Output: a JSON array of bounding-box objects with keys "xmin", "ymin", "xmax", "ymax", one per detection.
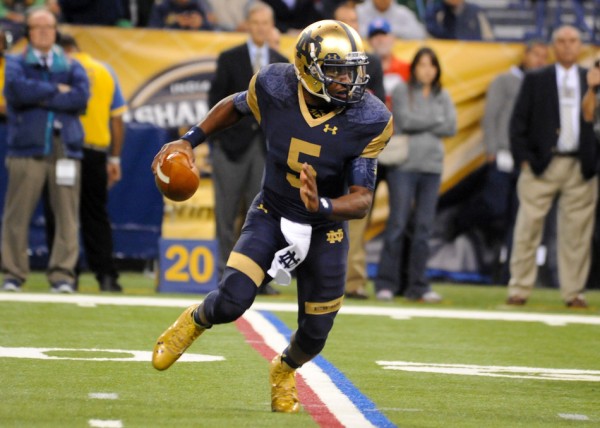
[{"xmin": 158, "ymin": 238, "xmax": 218, "ymax": 293}]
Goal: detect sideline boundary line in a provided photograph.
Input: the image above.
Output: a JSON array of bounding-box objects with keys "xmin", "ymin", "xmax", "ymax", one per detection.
[{"xmin": 1, "ymin": 293, "xmax": 600, "ymax": 326}]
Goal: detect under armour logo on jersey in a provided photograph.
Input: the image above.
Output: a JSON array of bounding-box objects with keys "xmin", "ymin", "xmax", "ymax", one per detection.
[
  {"xmin": 257, "ymin": 203, "xmax": 268, "ymax": 213},
  {"xmin": 323, "ymin": 124, "xmax": 338, "ymax": 135},
  {"xmin": 278, "ymin": 250, "xmax": 301, "ymax": 269},
  {"xmin": 326, "ymin": 228, "xmax": 344, "ymax": 243}
]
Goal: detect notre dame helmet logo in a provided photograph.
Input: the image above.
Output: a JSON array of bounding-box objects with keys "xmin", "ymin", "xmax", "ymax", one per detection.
[{"xmin": 295, "ymin": 29, "xmax": 323, "ymax": 75}]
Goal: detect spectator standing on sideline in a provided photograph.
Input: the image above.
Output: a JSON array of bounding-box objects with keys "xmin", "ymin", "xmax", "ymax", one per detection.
[
  {"xmin": 148, "ymin": 0, "xmax": 212, "ymax": 30},
  {"xmin": 375, "ymin": 47, "xmax": 457, "ymax": 302},
  {"xmin": 1, "ymin": 7, "xmax": 89, "ymax": 293},
  {"xmin": 454, "ymin": 40, "xmax": 549, "ymax": 283},
  {"xmin": 208, "ymin": 1, "xmax": 288, "ymax": 295},
  {"xmin": 57, "ymin": 34, "xmax": 127, "ymax": 292},
  {"xmin": 507, "ymin": 26, "xmax": 598, "ymax": 308},
  {"xmin": 425, "ymin": 0, "xmax": 494, "ymax": 41},
  {"xmin": 357, "ymin": 0, "xmax": 426, "ymax": 41},
  {"xmin": 365, "ymin": 17, "xmax": 412, "ymax": 299},
  {"xmin": 334, "ymin": 1, "xmax": 386, "ymax": 299},
  {"xmin": 151, "ymin": 19, "xmax": 392, "ymax": 412}
]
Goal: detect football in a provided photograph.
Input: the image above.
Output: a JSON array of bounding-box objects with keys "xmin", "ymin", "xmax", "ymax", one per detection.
[{"xmin": 155, "ymin": 151, "xmax": 200, "ymax": 201}]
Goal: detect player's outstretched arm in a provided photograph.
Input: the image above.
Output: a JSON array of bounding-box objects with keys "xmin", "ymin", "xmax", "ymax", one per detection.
[
  {"xmin": 300, "ymin": 163, "xmax": 373, "ymax": 221},
  {"xmin": 151, "ymin": 94, "xmax": 242, "ymax": 173}
]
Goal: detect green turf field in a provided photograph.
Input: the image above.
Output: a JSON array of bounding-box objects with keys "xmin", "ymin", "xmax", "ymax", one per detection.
[{"xmin": 1, "ymin": 272, "xmax": 598, "ymax": 427}]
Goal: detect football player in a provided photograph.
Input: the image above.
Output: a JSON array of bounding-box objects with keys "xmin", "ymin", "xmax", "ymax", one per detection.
[{"xmin": 151, "ymin": 19, "xmax": 392, "ymax": 413}]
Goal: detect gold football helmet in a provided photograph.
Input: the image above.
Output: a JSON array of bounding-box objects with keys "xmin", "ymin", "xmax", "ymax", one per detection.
[{"xmin": 294, "ymin": 20, "xmax": 370, "ymax": 106}]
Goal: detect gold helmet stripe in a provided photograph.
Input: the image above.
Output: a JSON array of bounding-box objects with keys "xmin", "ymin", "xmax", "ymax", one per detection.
[{"xmin": 335, "ymin": 20, "xmax": 358, "ymax": 52}]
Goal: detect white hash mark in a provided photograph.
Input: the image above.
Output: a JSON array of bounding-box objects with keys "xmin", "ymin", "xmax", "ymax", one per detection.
[
  {"xmin": 558, "ymin": 413, "xmax": 589, "ymax": 421},
  {"xmin": 88, "ymin": 420, "xmax": 123, "ymax": 428},
  {"xmin": 88, "ymin": 393, "xmax": 119, "ymax": 400}
]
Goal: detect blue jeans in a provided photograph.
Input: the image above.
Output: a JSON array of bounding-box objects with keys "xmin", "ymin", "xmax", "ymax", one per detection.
[{"xmin": 375, "ymin": 170, "xmax": 441, "ymax": 299}]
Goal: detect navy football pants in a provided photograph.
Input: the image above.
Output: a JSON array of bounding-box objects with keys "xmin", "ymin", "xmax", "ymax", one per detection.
[{"xmin": 202, "ymin": 196, "xmax": 348, "ymax": 357}]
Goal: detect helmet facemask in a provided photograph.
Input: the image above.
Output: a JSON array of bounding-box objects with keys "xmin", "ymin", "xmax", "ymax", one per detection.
[{"xmin": 309, "ymin": 49, "xmax": 370, "ymax": 106}]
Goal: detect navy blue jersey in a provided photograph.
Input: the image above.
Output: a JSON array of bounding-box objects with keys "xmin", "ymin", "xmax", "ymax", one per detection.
[{"xmin": 245, "ymin": 63, "xmax": 392, "ymax": 225}]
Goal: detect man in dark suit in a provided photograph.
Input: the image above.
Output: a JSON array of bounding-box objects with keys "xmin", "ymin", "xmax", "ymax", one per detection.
[
  {"xmin": 208, "ymin": 1, "xmax": 288, "ymax": 294},
  {"xmin": 508, "ymin": 25, "xmax": 599, "ymax": 308}
]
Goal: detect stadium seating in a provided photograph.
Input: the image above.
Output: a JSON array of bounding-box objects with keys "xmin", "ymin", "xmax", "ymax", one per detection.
[{"xmin": 469, "ymin": 0, "xmax": 600, "ymax": 42}]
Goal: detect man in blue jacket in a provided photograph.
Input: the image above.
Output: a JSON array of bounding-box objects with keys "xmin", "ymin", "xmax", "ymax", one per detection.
[{"xmin": 1, "ymin": 7, "xmax": 89, "ymax": 293}]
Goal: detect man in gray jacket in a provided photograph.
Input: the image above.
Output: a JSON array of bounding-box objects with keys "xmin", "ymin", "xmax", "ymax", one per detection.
[
  {"xmin": 482, "ymin": 41, "xmax": 549, "ymax": 176},
  {"xmin": 480, "ymin": 40, "xmax": 548, "ymax": 283},
  {"xmin": 453, "ymin": 40, "xmax": 548, "ymax": 284}
]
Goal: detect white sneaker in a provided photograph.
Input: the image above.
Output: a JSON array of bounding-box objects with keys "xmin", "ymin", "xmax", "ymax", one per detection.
[
  {"xmin": 50, "ymin": 282, "xmax": 75, "ymax": 294},
  {"xmin": 376, "ymin": 289, "xmax": 394, "ymax": 301},
  {"xmin": 421, "ymin": 291, "xmax": 442, "ymax": 303},
  {"xmin": 2, "ymin": 281, "xmax": 21, "ymax": 292}
]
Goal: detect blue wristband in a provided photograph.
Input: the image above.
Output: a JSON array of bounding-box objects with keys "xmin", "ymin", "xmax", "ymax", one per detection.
[
  {"xmin": 317, "ymin": 197, "xmax": 333, "ymax": 216},
  {"xmin": 181, "ymin": 125, "xmax": 206, "ymax": 148}
]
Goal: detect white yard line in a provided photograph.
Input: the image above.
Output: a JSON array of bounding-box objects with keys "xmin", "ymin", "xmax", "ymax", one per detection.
[
  {"xmin": 0, "ymin": 346, "xmax": 224, "ymax": 363},
  {"xmin": 377, "ymin": 361, "xmax": 600, "ymax": 382},
  {"xmin": 1, "ymin": 293, "xmax": 599, "ymax": 326}
]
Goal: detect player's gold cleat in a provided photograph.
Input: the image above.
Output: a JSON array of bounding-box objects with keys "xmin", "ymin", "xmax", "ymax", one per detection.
[
  {"xmin": 152, "ymin": 304, "xmax": 205, "ymax": 371},
  {"xmin": 269, "ymin": 354, "xmax": 300, "ymax": 413}
]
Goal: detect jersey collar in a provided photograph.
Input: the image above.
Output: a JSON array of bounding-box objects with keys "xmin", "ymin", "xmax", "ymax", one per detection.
[{"xmin": 298, "ymin": 83, "xmax": 344, "ymax": 127}]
